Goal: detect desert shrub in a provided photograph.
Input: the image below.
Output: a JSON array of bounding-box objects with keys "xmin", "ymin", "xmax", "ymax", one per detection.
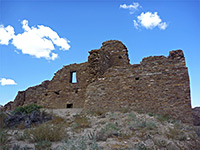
[
  {"xmin": 49, "ymin": 115, "xmax": 65, "ymax": 125},
  {"xmin": 129, "ymin": 118, "xmax": 156, "ymax": 131},
  {"xmin": 134, "ymin": 143, "xmax": 149, "ymax": 150},
  {"xmin": 148, "ymin": 112, "xmax": 155, "ymax": 117},
  {"xmin": 103, "ymin": 122, "xmax": 121, "ymax": 138},
  {"xmin": 60, "ymin": 135, "xmax": 103, "ymax": 150},
  {"xmin": 86, "ymin": 110, "xmax": 104, "ymax": 116},
  {"xmin": 34, "ymin": 140, "xmax": 52, "ymax": 150},
  {"xmin": 120, "ymin": 107, "xmax": 129, "ymax": 113},
  {"xmin": 105, "ymin": 123, "xmax": 120, "ymax": 132},
  {"xmin": 128, "ymin": 112, "xmax": 137, "ymax": 120},
  {"xmin": 88, "ymin": 123, "xmax": 121, "ymax": 142},
  {"xmin": 129, "ymin": 120, "xmax": 145, "ymax": 130},
  {"xmin": 12, "ymin": 144, "xmax": 31, "ymax": 150},
  {"xmin": 88, "ymin": 129, "xmax": 108, "ymax": 142},
  {"xmin": 166, "ymin": 123, "xmax": 187, "ymax": 141},
  {"xmin": 24, "ymin": 123, "xmax": 66, "ymax": 142},
  {"xmin": 0, "ymin": 128, "xmax": 10, "ymax": 149},
  {"xmin": 145, "ymin": 121, "xmax": 157, "ymax": 130},
  {"xmin": 194, "ymin": 126, "xmax": 200, "ymax": 137},
  {"xmin": 153, "ymin": 138, "xmax": 168, "ymax": 148},
  {"xmin": 12, "ymin": 104, "xmax": 42, "ymax": 114},
  {"xmin": 156, "ymin": 114, "xmax": 171, "ymax": 123},
  {"xmin": 0, "ymin": 129, "xmax": 9, "ymax": 144},
  {"xmin": 72, "ymin": 115, "xmax": 90, "ymax": 132},
  {"xmin": 14, "ymin": 131, "xmax": 28, "ymax": 141},
  {"xmin": 109, "ymin": 112, "xmax": 119, "ymax": 120}
]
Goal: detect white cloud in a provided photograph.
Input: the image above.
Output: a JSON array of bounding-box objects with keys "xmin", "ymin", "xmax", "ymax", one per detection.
[
  {"xmin": 0, "ymin": 25, "xmax": 15, "ymax": 45},
  {"xmin": 133, "ymin": 12, "xmax": 168, "ymax": 30},
  {"xmin": 0, "ymin": 78, "xmax": 17, "ymax": 86},
  {"xmin": 120, "ymin": 2, "xmax": 141, "ymax": 14},
  {"xmin": 0, "ymin": 20, "xmax": 70, "ymax": 60}
]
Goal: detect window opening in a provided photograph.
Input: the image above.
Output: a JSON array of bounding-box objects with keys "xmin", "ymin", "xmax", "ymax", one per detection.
[
  {"xmin": 75, "ymin": 88, "xmax": 78, "ymax": 93},
  {"xmin": 118, "ymin": 56, "xmax": 122, "ymax": 59},
  {"xmin": 66, "ymin": 104, "xmax": 73, "ymax": 108},
  {"xmin": 70, "ymin": 71, "xmax": 77, "ymax": 83},
  {"xmin": 135, "ymin": 77, "xmax": 139, "ymax": 80},
  {"xmin": 54, "ymin": 91, "xmax": 59, "ymax": 95}
]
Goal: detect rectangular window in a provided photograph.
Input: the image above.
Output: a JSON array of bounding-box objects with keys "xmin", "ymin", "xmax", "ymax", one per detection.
[
  {"xmin": 70, "ymin": 71, "xmax": 77, "ymax": 83},
  {"xmin": 66, "ymin": 103, "xmax": 73, "ymax": 108}
]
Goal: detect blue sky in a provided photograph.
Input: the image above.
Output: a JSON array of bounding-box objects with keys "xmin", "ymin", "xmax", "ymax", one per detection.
[{"xmin": 0, "ymin": 0, "xmax": 199, "ymax": 107}]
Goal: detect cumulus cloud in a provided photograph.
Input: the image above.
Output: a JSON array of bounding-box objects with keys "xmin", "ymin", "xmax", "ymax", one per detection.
[
  {"xmin": 133, "ymin": 12, "xmax": 168, "ymax": 30},
  {"xmin": 0, "ymin": 20, "xmax": 70, "ymax": 60},
  {"xmin": 120, "ymin": 2, "xmax": 141, "ymax": 14},
  {"xmin": 0, "ymin": 78, "xmax": 17, "ymax": 86},
  {"xmin": 0, "ymin": 25, "xmax": 15, "ymax": 45}
]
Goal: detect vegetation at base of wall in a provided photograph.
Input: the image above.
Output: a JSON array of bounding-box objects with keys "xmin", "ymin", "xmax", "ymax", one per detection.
[
  {"xmin": 24, "ymin": 123, "xmax": 66, "ymax": 142},
  {"xmin": 128, "ymin": 112, "xmax": 137, "ymax": 120},
  {"xmin": 129, "ymin": 119, "xmax": 157, "ymax": 131},
  {"xmin": 1, "ymin": 110, "xmax": 200, "ymax": 149},
  {"xmin": 156, "ymin": 114, "xmax": 172, "ymax": 123},
  {"xmin": 12, "ymin": 104, "xmax": 42, "ymax": 114},
  {"xmin": 86, "ymin": 110, "xmax": 105, "ymax": 116}
]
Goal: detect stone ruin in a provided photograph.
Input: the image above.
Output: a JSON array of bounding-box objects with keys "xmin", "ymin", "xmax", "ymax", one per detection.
[{"xmin": 3, "ymin": 40, "xmax": 193, "ymax": 124}]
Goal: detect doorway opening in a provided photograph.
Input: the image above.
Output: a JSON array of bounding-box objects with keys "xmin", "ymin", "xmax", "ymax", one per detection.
[{"xmin": 66, "ymin": 103, "xmax": 73, "ymax": 108}]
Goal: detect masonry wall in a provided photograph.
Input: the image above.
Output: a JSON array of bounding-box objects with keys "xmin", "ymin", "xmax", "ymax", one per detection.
[
  {"xmin": 84, "ymin": 50, "xmax": 192, "ymax": 123},
  {"xmin": 4, "ymin": 40, "xmax": 193, "ymax": 123},
  {"xmin": 37, "ymin": 62, "xmax": 89, "ymax": 108}
]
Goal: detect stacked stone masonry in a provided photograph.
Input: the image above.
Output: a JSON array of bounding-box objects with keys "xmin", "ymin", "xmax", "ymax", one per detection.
[{"xmin": 4, "ymin": 40, "xmax": 193, "ymax": 124}]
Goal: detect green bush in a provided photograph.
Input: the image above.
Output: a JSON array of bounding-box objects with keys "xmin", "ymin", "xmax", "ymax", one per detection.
[
  {"xmin": 128, "ymin": 112, "xmax": 137, "ymax": 120},
  {"xmin": 145, "ymin": 121, "xmax": 157, "ymax": 130},
  {"xmin": 148, "ymin": 112, "xmax": 155, "ymax": 117},
  {"xmin": 12, "ymin": 104, "xmax": 42, "ymax": 114},
  {"xmin": 156, "ymin": 114, "xmax": 171, "ymax": 123}
]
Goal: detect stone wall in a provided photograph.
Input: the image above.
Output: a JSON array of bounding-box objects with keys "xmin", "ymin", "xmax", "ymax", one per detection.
[
  {"xmin": 88, "ymin": 40, "xmax": 129, "ymax": 83},
  {"xmin": 3, "ymin": 40, "xmax": 193, "ymax": 124},
  {"xmin": 37, "ymin": 62, "xmax": 89, "ymax": 108},
  {"xmin": 84, "ymin": 50, "xmax": 192, "ymax": 123}
]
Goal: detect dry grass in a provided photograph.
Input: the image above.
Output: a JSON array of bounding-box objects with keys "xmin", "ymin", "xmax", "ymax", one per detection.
[
  {"xmin": 24, "ymin": 123, "xmax": 67, "ymax": 142},
  {"xmin": 165, "ymin": 123, "xmax": 187, "ymax": 141},
  {"xmin": 48, "ymin": 115, "xmax": 65, "ymax": 125},
  {"xmin": 72, "ymin": 115, "xmax": 90, "ymax": 132}
]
